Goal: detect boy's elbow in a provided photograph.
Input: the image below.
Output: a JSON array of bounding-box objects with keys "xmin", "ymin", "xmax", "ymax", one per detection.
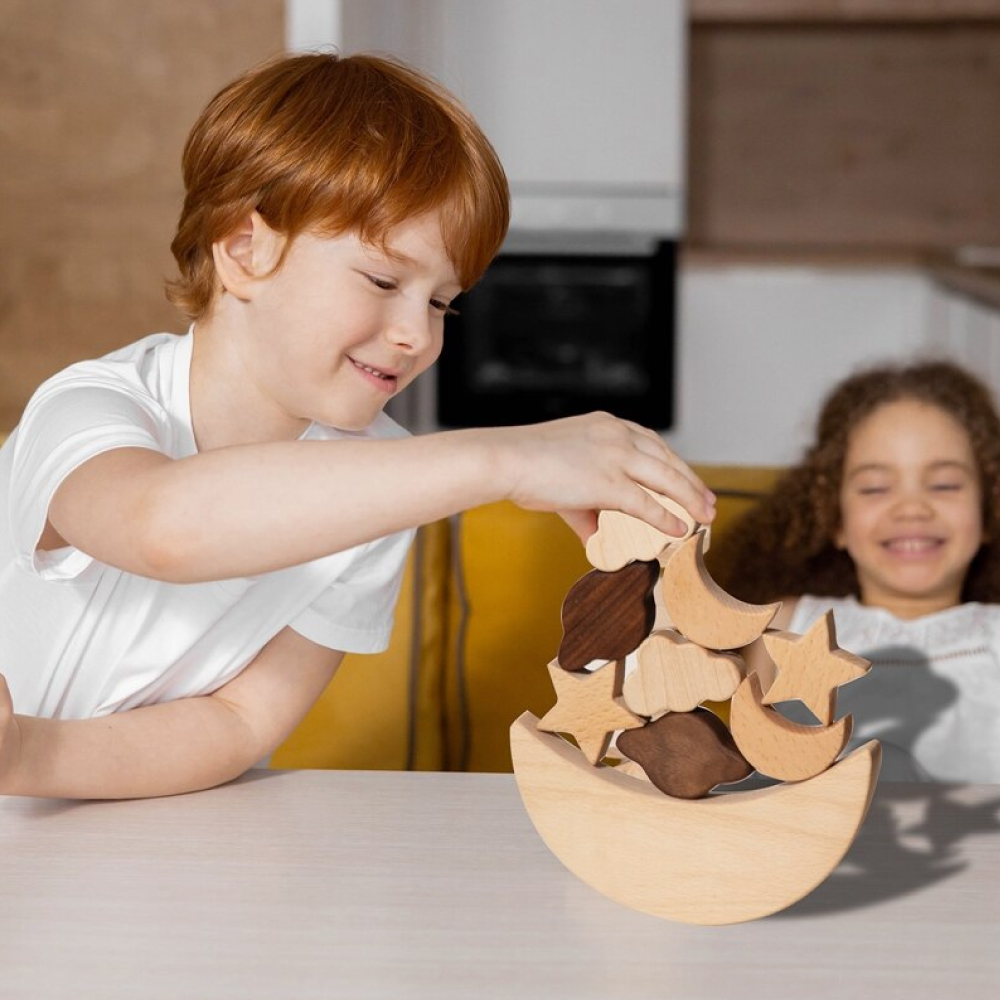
[{"xmin": 132, "ymin": 491, "xmax": 200, "ymax": 583}]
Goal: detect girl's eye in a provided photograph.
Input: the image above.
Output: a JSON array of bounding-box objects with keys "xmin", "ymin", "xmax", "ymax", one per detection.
[
  {"xmin": 857, "ymin": 486, "xmax": 888, "ymax": 496},
  {"xmin": 431, "ymin": 298, "xmax": 460, "ymax": 317},
  {"xmin": 930, "ymin": 482, "xmax": 963, "ymax": 492},
  {"xmin": 365, "ymin": 274, "xmax": 397, "ymax": 291}
]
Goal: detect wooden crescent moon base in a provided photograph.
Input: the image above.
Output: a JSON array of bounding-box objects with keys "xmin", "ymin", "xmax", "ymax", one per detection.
[{"xmin": 510, "ymin": 712, "xmax": 881, "ymax": 925}]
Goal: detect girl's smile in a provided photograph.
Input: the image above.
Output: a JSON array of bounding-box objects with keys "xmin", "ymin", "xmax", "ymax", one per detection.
[{"xmin": 837, "ymin": 398, "xmax": 984, "ymax": 618}]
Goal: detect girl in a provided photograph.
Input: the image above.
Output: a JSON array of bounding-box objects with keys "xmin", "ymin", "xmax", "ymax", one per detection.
[{"xmin": 717, "ymin": 360, "xmax": 1000, "ymax": 783}]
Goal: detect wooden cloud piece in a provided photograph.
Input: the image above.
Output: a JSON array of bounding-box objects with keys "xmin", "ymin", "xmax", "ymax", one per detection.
[
  {"xmin": 537, "ymin": 660, "xmax": 644, "ymax": 765},
  {"xmin": 659, "ymin": 531, "xmax": 780, "ymax": 650},
  {"xmin": 623, "ymin": 629, "xmax": 743, "ymax": 718},
  {"xmin": 730, "ymin": 673, "xmax": 853, "ymax": 782},
  {"xmin": 617, "ymin": 708, "xmax": 753, "ymax": 799},
  {"xmin": 585, "ymin": 486, "xmax": 698, "ymax": 571},
  {"xmin": 510, "ymin": 713, "xmax": 882, "ymax": 924},
  {"xmin": 557, "ymin": 560, "xmax": 659, "ymax": 672},
  {"xmin": 762, "ymin": 611, "xmax": 871, "ymax": 726}
]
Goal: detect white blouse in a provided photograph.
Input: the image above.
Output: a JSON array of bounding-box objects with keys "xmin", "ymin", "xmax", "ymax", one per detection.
[{"xmin": 788, "ymin": 596, "xmax": 1000, "ymax": 784}]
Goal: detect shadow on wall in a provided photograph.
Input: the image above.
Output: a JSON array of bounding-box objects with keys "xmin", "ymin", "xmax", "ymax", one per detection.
[{"xmin": 772, "ymin": 646, "xmax": 1000, "ymax": 917}]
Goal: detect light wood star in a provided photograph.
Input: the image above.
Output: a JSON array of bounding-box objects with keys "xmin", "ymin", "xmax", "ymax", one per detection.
[
  {"xmin": 537, "ymin": 660, "xmax": 644, "ymax": 765},
  {"xmin": 761, "ymin": 611, "xmax": 871, "ymax": 726}
]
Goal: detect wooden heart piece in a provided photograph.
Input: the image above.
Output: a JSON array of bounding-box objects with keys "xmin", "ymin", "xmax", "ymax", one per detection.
[
  {"xmin": 617, "ymin": 708, "xmax": 754, "ymax": 799},
  {"xmin": 557, "ymin": 560, "xmax": 659, "ymax": 672}
]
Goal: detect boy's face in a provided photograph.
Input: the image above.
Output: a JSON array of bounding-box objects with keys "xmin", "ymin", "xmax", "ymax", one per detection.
[
  {"xmin": 836, "ymin": 398, "xmax": 983, "ymax": 615},
  {"xmin": 235, "ymin": 211, "xmax": 461, "ymax": 433}
]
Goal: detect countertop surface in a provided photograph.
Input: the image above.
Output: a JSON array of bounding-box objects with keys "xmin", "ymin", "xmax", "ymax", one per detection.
[{"xmin": 1, "ymin": 767, "xmax": 999, "ymax": 1000}]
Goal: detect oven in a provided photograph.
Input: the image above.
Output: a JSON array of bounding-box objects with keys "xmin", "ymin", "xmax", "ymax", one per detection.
[{"xmin": 435, "ymin": 238, "xmax": 676, "ymax": 430}]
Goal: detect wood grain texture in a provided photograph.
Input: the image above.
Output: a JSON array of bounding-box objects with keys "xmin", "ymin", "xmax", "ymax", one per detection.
[
  {"xmin": 624, "ymin": 629, "xmax": 743, "ymax": 718},
  {"xmin": 691, "ymin": 0, "xmax": 1000, "ymax": 22},
  {"xmin": 659, "ymin": 532, "xmax": 780, "ymax": 651},
  {"xmin": 557, "ymin": 560, "xmax": 658, "ymax": 671},
  {"xmin": 730, "ymin": 673, "xmax": 853, "ymax": 782},
  {"xmin": 617, "ymin": 708, "xmax": 753, "ymax": 798},
  {"xmin": 537, "ymin": 660, "xmax": 644, "ymax": 765},
  {"xmin": 511, "ymin": 712, "xmax": 882, "ymax": 924},
  {"xmin": 687, "ymin": 23, "xmax": 1000, "ymax": 250},
  {"xmin": 0, "ymin": 0, "xmax": 284, "ymax": 431},
  {"xmin": 585, "ymin": 487, "xmax": 698, "ymax": 571},
  {"xmin": 762, "ymin": 610, "xmax": 871, "ymax": 725}
]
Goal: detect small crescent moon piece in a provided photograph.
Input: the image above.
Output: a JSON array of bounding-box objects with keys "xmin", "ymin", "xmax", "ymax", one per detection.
[
  {"xmin": 510, "ymin": 712, "xmax": 881, "ymax": 925},
  {"xmin": 660, "ymin": 533, "xmax": 780, "ymax": 650},
  {"xmin": 730, "ymin": 674, "xmax": 853, "ymax": 782}
]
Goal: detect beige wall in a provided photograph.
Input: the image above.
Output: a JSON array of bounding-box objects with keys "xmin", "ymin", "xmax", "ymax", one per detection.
[{"xmin": 0, "ymin": 0, "xmax": 284, "ymax": 430}]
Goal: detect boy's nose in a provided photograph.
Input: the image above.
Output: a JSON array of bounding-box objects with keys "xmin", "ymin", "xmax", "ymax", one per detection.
[{"xmin": 386, "ymin": 310, "xmax": 433, "ymax": 354}]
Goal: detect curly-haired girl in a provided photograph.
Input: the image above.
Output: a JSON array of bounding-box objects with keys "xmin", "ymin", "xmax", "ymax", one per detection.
[{"xmin": 716, "ymin": 360, "xmax": 1000, "ymax": 783}]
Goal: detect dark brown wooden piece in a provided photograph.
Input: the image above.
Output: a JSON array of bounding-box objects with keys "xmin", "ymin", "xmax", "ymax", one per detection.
[
  {"xmin": 617, "ymin": 708, "xmax": 754, "ymax": 799},
  {"xmin": 557, "ymin": 560, "xmax": 658, "ymax": 672}
]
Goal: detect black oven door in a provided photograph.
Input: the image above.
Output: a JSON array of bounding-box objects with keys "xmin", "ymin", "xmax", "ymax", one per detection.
[{"xmin": 436, "ymin": 241, "xmax": 675, "ymax": 430}]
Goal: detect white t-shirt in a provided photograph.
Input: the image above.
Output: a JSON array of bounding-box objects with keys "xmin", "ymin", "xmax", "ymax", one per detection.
[
  {"xmin": 0, "ymin": 331, "xmax": 414, "ymax": 719},
  {"xmin": 789, "ymin": 595, "xmax": 1000, "ymax": 784}
]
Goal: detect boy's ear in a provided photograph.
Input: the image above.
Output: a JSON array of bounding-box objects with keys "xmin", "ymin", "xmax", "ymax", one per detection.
[{"xmin": 212, "ymin": 211, "xmax": 287, "ymax": 301}]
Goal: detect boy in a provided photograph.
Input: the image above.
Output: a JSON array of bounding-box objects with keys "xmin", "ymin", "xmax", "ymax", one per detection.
[{"xmin": 0, "ymin": 53, "xmax": 714, "ymax": 799}]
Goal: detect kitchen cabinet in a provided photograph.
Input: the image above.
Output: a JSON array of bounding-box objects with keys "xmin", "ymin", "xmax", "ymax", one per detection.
[{"xmin": 337, "ymin": 0, "xmax": 687, "ymax": 235}]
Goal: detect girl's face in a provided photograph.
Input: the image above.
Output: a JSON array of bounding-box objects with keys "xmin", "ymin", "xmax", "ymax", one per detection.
[{"xmin": 837, "ymin": 398, "xmax": 983, "ymax": 618}]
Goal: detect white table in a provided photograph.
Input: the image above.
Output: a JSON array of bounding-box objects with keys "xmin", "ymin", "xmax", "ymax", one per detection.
[{"xmin": 2, "ymin": 769, "xmax": 999, "ymax": 999}]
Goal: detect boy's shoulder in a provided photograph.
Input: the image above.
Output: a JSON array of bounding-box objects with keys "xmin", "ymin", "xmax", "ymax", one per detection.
[{"xmin": 31, "ymin": 331, "xmax": 186, "ymax": 406}]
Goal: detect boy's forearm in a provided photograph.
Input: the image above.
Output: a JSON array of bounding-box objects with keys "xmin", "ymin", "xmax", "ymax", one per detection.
[
  {"xmin": 153, "ymin": 430, "xmax": 500, "ymax": 579},
  {"xmin": 50, "ymin": 413, "xmax": 715, "ymax": 584},
  {"xmin": 54, "ymin": 429, "xmax": 503, "ymax": 583},
  {"xmin": 5, "ymin": 697, "xmax": 259, "ymax": 799}
]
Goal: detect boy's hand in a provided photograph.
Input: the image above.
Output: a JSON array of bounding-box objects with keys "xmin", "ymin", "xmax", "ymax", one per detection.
[
  {"xmin": 0, "ymin": 673, "xmax": 22, "ymax": 792},
  {"xmin": 492, "ymin": 412, "xmax": 715, "ymax": 543}
]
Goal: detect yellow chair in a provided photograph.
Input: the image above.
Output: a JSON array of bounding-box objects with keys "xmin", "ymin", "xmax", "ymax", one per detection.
[{"xmin": 271, "ymin": 519, "xmax": 452, "ymax": 771}]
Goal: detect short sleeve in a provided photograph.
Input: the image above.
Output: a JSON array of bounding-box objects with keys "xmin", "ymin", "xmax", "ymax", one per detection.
[
  {"xmin": 289, "ymin": 526, "xmax": 416, "ymax": 653},
  {"xmin": 8, "ymin": 378, "xmax": 168, "ymax": 580}
]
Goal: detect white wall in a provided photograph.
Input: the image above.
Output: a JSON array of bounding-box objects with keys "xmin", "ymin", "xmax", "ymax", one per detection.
[{"xmin": 663, "ymin": 267, "xmax": 1000, "ymax": 466}]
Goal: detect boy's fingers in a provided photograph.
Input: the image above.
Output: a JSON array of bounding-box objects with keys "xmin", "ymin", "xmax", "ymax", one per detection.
[
  {"xmin": 622, "ymin": 422, "xmax": 714, "ymax": 514},
  {"xmin": 626, "ymin": 457, "xmax": 715, "ymax": 526},
  {"xmin": 633, "ymin": 489, "xmax": 693, "ymax": 538},
  {"xmin": 558, "ymin": 508, "xmax": 599, "ymax": 543}
]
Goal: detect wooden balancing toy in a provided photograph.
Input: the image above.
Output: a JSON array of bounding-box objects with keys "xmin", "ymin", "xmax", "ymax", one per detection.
[{"xmin": 509, "ymin": 488, "xmax": 881, "ymax": 925}]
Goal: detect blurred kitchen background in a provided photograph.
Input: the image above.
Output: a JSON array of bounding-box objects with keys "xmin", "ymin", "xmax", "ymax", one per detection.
[{"xmin": 1, "ymin": 0, "xmax": 998, "ymax": 465}]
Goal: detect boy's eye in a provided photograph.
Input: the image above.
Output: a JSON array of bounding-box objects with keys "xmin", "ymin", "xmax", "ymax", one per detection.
[
  {"xmin": 364, "ymin": 274, "xmax": 397, "ymax": 291},
  {"xmin": 431, "ymin": 298, "xmax": 460, "ymax": 317}
]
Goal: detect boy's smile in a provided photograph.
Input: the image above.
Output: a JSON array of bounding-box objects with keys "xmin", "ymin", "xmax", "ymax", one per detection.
[
  {"xmin": 837, "ymin": 398, "xmax": 984, "ymax": 618},
  {"xmin": 191, "ymin": 210, "xmax": 461, "ymax": 447}
]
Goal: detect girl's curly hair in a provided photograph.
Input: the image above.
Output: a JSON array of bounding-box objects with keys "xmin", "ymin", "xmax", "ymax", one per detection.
[{"xmin": 714, "ymin": 360, "xmax": 1000, "ymax": 604}]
